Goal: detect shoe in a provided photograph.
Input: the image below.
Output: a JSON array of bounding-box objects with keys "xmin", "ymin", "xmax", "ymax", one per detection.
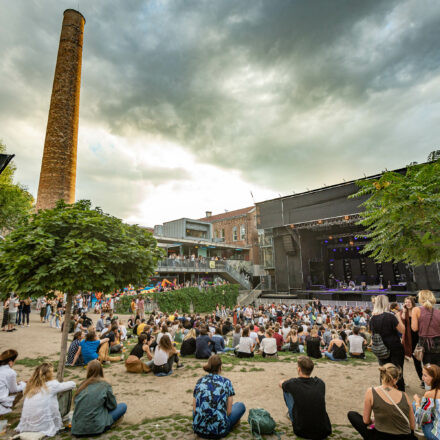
[
  {"xmin": 26, "ymin": 325, "xmax": 30, "ymax": 327},
  {"xmin": 177, "ymin": 363, "xmax": 184, "ymax": 369}
]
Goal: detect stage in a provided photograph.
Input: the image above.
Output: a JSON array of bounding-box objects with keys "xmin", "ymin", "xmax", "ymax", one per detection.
[{"xmin": 260, "ymin": 288, "xmax": 416, "ymax": 303}]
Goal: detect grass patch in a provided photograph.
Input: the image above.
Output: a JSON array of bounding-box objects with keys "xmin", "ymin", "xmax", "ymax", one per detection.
[{"xmin": 16, "ymin": 356, "xmax": 48, "ymax": 367}]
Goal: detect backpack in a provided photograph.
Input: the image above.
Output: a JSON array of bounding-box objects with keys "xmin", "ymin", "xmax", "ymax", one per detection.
[
  {"xmin": 371, "ymin": 332, "xmax": 390, "ymax": 359},
  {"xmin": 248, "ymin": 408, "xmax": 280, "ymax": 440}
]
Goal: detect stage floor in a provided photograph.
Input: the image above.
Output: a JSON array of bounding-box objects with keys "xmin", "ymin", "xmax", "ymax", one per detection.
[{"xmin": 261, "ymin": 289, "xmax": 415, "ymax": 302}]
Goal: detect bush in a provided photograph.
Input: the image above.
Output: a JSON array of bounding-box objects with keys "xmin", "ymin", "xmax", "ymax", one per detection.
[{"xmin": 114, "ymin": 284, "xmax": 240, "ymax": 314}]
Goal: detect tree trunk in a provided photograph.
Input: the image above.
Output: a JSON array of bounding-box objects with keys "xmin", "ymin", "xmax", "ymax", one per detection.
[{"xmin": 57, "ymin": 292, "xmax": 73, "ymax": 382}]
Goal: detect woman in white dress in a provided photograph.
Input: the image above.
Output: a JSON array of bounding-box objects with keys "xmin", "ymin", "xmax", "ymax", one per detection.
[
  {"xmin": 0, "ymin": 349, "xmax": 26, "ymax": 415},
  {"xmin": 16, "ymin": 362, "xmax": 76, "ymax": 437}
]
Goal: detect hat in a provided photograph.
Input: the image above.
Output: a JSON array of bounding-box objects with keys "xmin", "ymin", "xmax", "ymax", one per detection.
[{"xmin": 100, "ymin": 313, "xmax": 105, "ymax": 317}]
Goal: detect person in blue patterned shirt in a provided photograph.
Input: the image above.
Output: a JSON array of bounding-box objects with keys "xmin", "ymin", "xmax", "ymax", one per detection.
[{"xmin": 193, "ymin": 354, "xmax": 245, "ymax": 438}]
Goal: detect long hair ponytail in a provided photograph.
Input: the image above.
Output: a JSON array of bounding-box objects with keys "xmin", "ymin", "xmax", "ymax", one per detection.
[
  {"xmin": 76, "ymin": 359, "xmax": 104, "ymax": 395},
  {"xmin": 24, "ymin": 363, "xmax": 54, "ymax": 397}
]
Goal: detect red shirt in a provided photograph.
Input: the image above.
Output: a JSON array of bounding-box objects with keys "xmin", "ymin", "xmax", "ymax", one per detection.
[{"xmin": 273, "ymin": 332, "xmax": 283, "ymax": 351}]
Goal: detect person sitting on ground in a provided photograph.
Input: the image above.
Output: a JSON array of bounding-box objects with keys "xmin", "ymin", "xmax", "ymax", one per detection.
[
  {"xmin": 282, "ymin": 328, "xmax": 301, "ymax": 353},
  {"xmin": 272, "ymin": 324, "xmax": 284, "ymax": 351},
  {"xmin": 127, "ymin": 315, "xmax": 135, "ymax": 330},
  {"xmin": 195, "ymin": 326, "xmax": 216, "ymax": 359},
  {"xmin": 75, "ymin": 330, "xmax": 118, "ymax": 365},
  {"xmin": 323, "ymin": 332, "xmax": 347, "ymax": 361},
  {"xmin": 156, "ymin": 324, "xmax": 173, "ymax": 345},
  {"xmin": 125, "ymin": 334, "xmax": 152, "ymax": 374},
  {"xmin": 280, "ymin": 355, "xmax": 332, "ymax": 439},
  {"xmin": 105, "ymin": 323, "xmax": 122, "ymax": 354},
  {"xmin": 259, "ymin": 328, "xmax": 278, "ymax": 357},
  {"xmin": 348, "ymin": 326, "xmax": 366, "ymax": 359},
  {"xmin": 174, "ymin": 323, "xmax": 184, "ymax": 343},
  {"xmin": 232, "ymin": 326, "xmax": 242, "ymax": 348},
  {"xmin": 413, "ymin": 364, "xmax": 440, "ymax": 440},
  {"xmin": 180, "ymin": 328, "xmax": 197, "ymax": 357},
  {"xmin": 16, "ymin": 362, "xmax": 76, "ymax": 437},
  {"xmin": 0, "ymin": 349, "xmax": 26, "ymax": 415},
  {"xmin": 71, "ymin": 360, "xmax": 127, "ymax": 437},
  {"xmin": 152, "ymin": 334, "xmax": 183, "ymax": 375},
  {"xmin": 212, "ymin": 327, "xmax": 227, "ymax": 353},
  {"xmin": 66, "ymin": 331, "xmax": 85, "ymax": 366},
  {"xmin": 347, "ymin": 363, "xmax": 416, "ymax": 440},
  {"xmin": 96, "ymin": 314, "xmax": 105, "ymax": 333},
  {"xmin": 193, "ymin": 355, "xmax": 245, "ymax": 439},
  {"xmin": 306, "ymin": 328, "xmax": 323, "ymax": 359},
  {"xmin": 235, "ymin": 326, "xmax": 255, "ymax": 358}
]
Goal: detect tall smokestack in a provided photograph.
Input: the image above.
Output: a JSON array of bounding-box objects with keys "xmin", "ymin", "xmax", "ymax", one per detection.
[{"xmin": 36, "ymin": 9, "xmax": 85, "ymax": 210}]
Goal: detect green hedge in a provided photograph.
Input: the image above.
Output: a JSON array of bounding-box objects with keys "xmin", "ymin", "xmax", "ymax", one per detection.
[{"xmin": 114, "ymin": 284, "xmax": 240, "ymax": 314}]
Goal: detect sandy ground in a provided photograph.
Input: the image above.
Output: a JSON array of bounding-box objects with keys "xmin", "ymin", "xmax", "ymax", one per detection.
[{"xmin": 0, "ymin": 311, "xmax": 422, "ymax": 426}]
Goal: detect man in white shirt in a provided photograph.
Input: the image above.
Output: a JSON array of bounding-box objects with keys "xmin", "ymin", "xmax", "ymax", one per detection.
[
  {"xmin": 260, "ymin": 329, "xmax": 277, "ymax": 357},
  {"xmin": 347, "ymin": 327, "xmax": 366, "ymax": 358}
]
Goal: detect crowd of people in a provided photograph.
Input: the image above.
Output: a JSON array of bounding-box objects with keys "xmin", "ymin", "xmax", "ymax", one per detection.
[{"xmin": 1, "ymin": 289, "xmax": 440, "ymax": 439}]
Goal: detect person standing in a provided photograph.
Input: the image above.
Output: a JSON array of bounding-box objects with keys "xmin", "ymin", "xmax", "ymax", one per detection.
[
  {"xmin": 137, "ymin": 297, "xmax": 145, "ymax": 320},
  {"xmin": 280, "ymin": 355, "xmax": 332, "ymax": 439},
  {"xmin": 7, "ymin": 294, "xmax": 19, "ymax": 332},
  {"xmin": 412, "ymin": 290, "xmax": 440, "ymax": 367},
  {"xmin": 401, "ymin": 296, "xmax": 423, "ymax": 386},
  {"xmin": 22, "ymin": 297, "xmax": 31, "ymax": 327},
  {"xmin": 370, "ymin": 295, "xmax": 406, "ymax": 391}
]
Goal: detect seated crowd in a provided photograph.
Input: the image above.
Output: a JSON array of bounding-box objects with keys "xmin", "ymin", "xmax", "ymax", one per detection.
[{"xmin": 1, "ymin": 292, "xmax": 438, "ymax": 439}]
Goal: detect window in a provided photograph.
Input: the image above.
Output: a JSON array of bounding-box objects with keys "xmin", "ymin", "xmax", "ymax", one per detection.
[
  {"xmin": 221, "ymin": 229, "xmax": 225, "ymax": 238},
  {"xmin": 215, "ymin": 230, "xmax": 219, "ymax": 239},
  {"xmin": 240, "ymin": 224, "xmax": 246, "ymax": 240},
  {"xmin": 232, "ymin": 226, "xmax": 238, "ymax": 241}
]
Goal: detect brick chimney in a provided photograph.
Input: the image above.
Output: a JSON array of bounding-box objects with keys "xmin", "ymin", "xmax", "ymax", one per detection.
[
  {"xmin": 205, "ymin": 211, "xmax": 212, "ymax": 218},
  {"xmin": 36, "ymin": 9, "xmax": 86, "ymax": 210}
]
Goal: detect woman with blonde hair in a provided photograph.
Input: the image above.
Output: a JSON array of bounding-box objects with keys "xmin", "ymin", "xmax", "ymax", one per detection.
[
  {"xmin": 16, "ymin": 362, "xmax": 76, "ymax": 436},
  {"xmin": 71, "ymin": 360, "xmax": 126, "ymax": 436},
  {"xmin": 412, "ymin": 290, "xmax": 440, "ymax": 366},
  {"xmin": 370, "ymin": 294, "xmax": 406, "ymax": 391},
  {"xmin": 348, "ymin": 363, "xmax": 416, "ymax": 439},
  {"xmin": 180, "ymin": 328, "xmax": 197, "ymax": 356}
]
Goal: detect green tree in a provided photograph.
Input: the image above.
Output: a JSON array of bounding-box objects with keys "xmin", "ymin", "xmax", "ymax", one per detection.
[
  {"xmin": 0, "ymin": 142, "xmax": 33, "ymax": 231},
  {"xmin": 350, "ymin": 160, "xmax": 440, "ymax": 266},
  {"xmin": 0, "ymin": 200, "xmax": 164, "ymax": 379}
]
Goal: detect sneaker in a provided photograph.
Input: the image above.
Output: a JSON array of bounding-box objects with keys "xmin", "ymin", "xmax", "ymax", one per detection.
[{"xmin": 177, "ymin": 363, "xmax": 184, "ymax": 369}]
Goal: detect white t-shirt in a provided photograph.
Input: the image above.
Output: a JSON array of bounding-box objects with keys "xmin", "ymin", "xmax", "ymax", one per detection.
[
  {"xmin": 249, "ymin": 331, "xmax": 258, "ymax": 345},
  {"xmin": 8, "ymin": 297, "xmax": 19, "ymax": 313},
  {"xmin": 260, "ymin": 337, "xmax": 277, "ymax": 355},
  {"xmin": 156, "ymin": 332, "xmax": 172, "ymax": 345},
  {"xmin": 238, "ymin": 337, "xmax": 254, "ymax": 354},
  {"xmin": 348, "ymin": 334, "xmax": 365, "ymax": 353},
  {"xmin": 281, "ymin": 327, "xmax": 290, "ymax": 340},
  {"xmin": 153, "ymin": 348, "xmax": 169, "ymax": 366}
]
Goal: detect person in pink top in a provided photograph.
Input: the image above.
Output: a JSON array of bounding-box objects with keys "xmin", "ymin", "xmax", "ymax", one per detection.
[
  {"xmin": 137, "ymin": 297, "xmax": 145, "ymax": 320},
  {"xmin": 412, "ymin": 290, "xmax": 440, "ymax": 366}
]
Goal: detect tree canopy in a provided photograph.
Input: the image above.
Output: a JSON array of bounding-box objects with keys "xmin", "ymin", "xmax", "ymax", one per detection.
[
  {"xmin": 351, "ymin": 159, "xmax": 440, "ymax": 266},
  {"xmin": 0, "ymin": 199, "xmax": 164, "ymax": 297},
  {"xmin": 0, "ymin": 142, "xmax": 33, "ymax": 231}
]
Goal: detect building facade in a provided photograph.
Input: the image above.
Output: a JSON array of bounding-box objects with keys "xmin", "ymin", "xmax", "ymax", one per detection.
[{"xmin": 199, "ymin": 207, "xmax": 259, "ymax": 265}]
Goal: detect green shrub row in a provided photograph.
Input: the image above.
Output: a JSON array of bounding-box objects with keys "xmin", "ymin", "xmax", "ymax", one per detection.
[{"xmin": 115, "ymin": 284, "xmax": 240, "ymax": 314}]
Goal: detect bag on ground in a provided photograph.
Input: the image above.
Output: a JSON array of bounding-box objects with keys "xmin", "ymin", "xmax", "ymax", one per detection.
[{"xmin": 248, "ymin": 408, "xmax": 280, "ymax": 440}]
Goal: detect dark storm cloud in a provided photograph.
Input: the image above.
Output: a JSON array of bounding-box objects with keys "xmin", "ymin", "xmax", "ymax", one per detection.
[{"xmin": 1, "ymin": 0, "xmax": 440, "ymax": 197}]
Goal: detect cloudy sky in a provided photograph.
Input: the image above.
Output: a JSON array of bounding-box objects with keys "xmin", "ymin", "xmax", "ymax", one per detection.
[{"xmin": 1, "ymin": 0, "xmax": 439, "ymax": 226}]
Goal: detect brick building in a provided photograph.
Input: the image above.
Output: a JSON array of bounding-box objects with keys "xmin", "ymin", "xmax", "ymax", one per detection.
[{"xmin": 199, "ymin": 207, "xmax": 259, "ymax": 265}]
